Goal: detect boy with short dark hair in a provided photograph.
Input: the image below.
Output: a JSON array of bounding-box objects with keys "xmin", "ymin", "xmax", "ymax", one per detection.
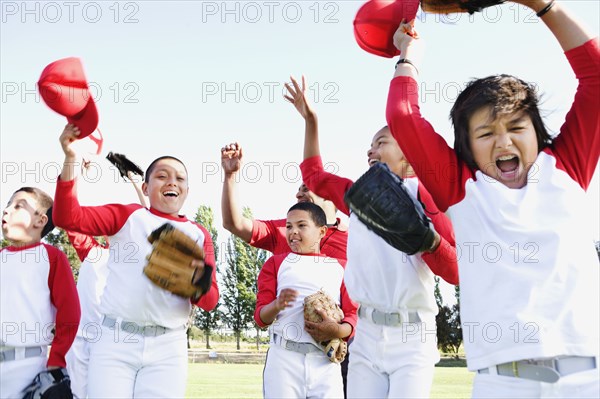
[
  {"xmin": 53, "ymin": 123, "xmax": 219, "ymax": 398},
  {"xmin": 388, "ymin": 1, "xmax": 599, "ymax": 396},
  {"xmin": 255, "ymin": 201, "xmax": 357, "ymax": 399}
]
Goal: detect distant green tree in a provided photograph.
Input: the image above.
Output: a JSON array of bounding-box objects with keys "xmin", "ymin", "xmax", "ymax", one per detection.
[
  {"xmin": 221, "ymin": 207, "xmax": 267, "ymax": 350},
  {"xmin": 434, "ymin": 277, "xmax": 463, "ymax": 358},
  {"xmin": 44, "ymin": 228, "xmax": 81, "ymax": 281}
]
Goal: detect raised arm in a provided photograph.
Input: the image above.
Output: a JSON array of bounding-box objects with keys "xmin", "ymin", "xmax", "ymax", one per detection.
[
  {"xmin": 221, "ymin": 143, "xmax": 254, "ymax": 243},
  {"xmin": 387, "ymin": 23, "xmax": 471, "ymax": 211},
  {"xmin": 284, "ymin": 75, "xmax": 354, "ymax": 214},
  {"xmin": 515, "ymin": 0, "xmax": 595, "ymax": 51},
  {"xmin": 55, "ymin": 125, "xmax": 141, "ymax": 236},
  {"xmin": 523, "ymin": 0, "xmax": 599, "ymax": 189},
  {"xmin": 284, "ymin": 75, "xmax": 320, "ymax": 160},
  {"xmin": 128, "ymin": 171, "xmax": 148, "ymax": 208},
  {"xmin": 59, "ymin": 124, "xmax": 81, "ymax": 182}
]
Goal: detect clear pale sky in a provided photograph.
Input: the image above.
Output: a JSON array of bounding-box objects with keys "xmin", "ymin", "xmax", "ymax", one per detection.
[{"xmin": 2, "ymin": 1, "xmax": 599, "ymax": 301}]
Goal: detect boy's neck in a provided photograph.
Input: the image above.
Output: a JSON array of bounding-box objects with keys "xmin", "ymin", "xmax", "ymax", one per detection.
[
  {"xmin": 149, "ymin": 207, "xmax": 187, "ymax": 221},
  {"xmin": 7, "ymin": 239, "xmax": 42, "ymax": 249},
  {"xmin": 294, "ymin": 250, "xmax": 322, "ymax": 256}
]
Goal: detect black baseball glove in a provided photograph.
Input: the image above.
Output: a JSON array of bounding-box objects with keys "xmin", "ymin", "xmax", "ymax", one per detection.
[
  {"xmin": 106, "ymin": 151, "xmax": 144, "ymax": 181},
  {"xmin": 421, "ymin": 0, "xmax": 506, "ymax": 14},
  {"xmin": 21, "ymin": 368, "xmax": 73, "ymax": 399},
  {"xmin": 344, "ymin": 163, "xmax": 435, "ymax": 255}
]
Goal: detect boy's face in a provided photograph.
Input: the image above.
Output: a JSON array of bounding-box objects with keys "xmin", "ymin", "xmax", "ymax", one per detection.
[
  {"xmin": 142, "ymin": 159, "xmax": 189, "ymax": 217},
  {"xmin": 286, "ymin": 210, "xmax": 327, "ymax": 254},
  {"xmin": 1, "ymin": 192, "xmax": 47, "ymax": 245},
  {"xmin": 367, "ymin": 128, "xmax": 407, "ymax": 176},
  {"xmin": 295, "ymin": 184, "xmax": 326, "ymax": 207},
  {"xmin": 468, "ymin": 107, "xmax": 538, "ymax": 189}
]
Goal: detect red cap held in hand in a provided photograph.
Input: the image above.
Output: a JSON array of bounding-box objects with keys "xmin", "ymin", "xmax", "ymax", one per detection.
[
  {"xmin": 38, "ymin": 57, "xmax": 99, "ymax": 138},
  {"xmin": 353, "ymin": 0, "xmax": 420, "ymax": 58}
]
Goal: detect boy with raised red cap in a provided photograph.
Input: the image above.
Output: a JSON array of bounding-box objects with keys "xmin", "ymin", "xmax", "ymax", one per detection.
[
  {"xmin": 387, "ymin": 1, "xmax": 599, "ymax": 397},
  {"xmin": 53, "ymin": 124, "xmax": 219, "ymax": 398}
]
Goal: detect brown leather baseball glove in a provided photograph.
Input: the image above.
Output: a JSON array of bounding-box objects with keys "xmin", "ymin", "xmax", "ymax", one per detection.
[
  {"xmin": 304, "ymin": 290, "xmax": 347, "ymax": 363},
  {"xmin": 144, "ymin": 223, "xmax": 212, "ymax": 301}
]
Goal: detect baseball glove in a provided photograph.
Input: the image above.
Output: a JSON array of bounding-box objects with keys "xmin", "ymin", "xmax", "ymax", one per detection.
[
  {"xmin": 106, "ymin": 151, "xmax": 144, "ymax": 181},
  {"xmin": 21, "ymin": 368, "xmax": 73, "ymax": 399},
  {"xmin": 344, "ymin": 163, "xmax": 435, "ymax": 255},
  {"xmin": 304, "ymin": 290, "xmax": 347, "ymax": 363},
  {"xmin": 144, "ymin": 223, "xmax": 212, "ymax": 301},
  {"xmin": 421, "ymin": 0, "xmax": 505, "ymax": 14}
]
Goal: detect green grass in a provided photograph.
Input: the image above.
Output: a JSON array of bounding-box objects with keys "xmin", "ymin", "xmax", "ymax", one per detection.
[{"xmin": 185, "ymin": 363, "xmax": 474, "ymax": 398}]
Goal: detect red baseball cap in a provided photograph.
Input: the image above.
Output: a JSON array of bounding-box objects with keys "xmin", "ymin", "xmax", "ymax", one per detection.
[
  {"xmin": 38, "ymin": 57, "xmax": 99, "ymax": 138},
  {"xmin": 353, "ymin": 0, "xmax": 420, "ymax": 58}
]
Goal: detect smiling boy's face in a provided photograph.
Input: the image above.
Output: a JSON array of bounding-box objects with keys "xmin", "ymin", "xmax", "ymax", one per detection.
[
  {"xmin": 2, "ymin": 191, "xmax": 47, "ymax": 245},
  {"xmin": 367, "ymin": 127, "xmax": 408, "ymax": 176},
  {"xmin": 285, "ymin": 209, "xmax": 327, "ymax": 254},
  {"xmin": 142, "ymin": 159, "xmax": 189, "ymax": 217}
]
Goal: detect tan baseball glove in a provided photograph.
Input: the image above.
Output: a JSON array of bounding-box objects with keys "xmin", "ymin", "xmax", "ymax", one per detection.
[
  {"xmin": 304, "ymin": 290, "xmax": 347, "ymax": 363},
  {"xmin": 144, "ymin": 223, "xmax": 212, "ymax": 301}
]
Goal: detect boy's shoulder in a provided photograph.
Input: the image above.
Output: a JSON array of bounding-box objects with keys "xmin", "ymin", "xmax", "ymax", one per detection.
[
  {"xmin": 1, "ymin": 241, "xmax": 45, "ymax": 255},
  {"xmin": 42, "ymin": 242, "xmax": 69, "ymax": 259},
  {"xmin": 0, "ymin": 242, "xmax": 69, "ymax": 275}
]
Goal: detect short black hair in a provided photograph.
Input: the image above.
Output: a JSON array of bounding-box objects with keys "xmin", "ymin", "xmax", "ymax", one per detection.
[
  {"xmin": 287, "ymin": 202, "xmax": 327, "ymax": 227},
  {"xmin": 451, "ymin": 74, "xmax": 552, "ymax": 169},
  {"xmin": 144, "ymin": 156, "xmax": 188, "ymax": 183},
  {"xmin": 13, "ymin": 187, "xmax": 55, "ymax": 238}
]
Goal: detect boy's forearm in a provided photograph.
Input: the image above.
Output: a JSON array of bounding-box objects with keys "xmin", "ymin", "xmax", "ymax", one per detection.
[
  {"xmin": 303, "ymin": 113, "xmax": 321, "ymax": 160},
  {"xmin": 259, "ymin": 301, "xmax": 280, "ymax": 326},
  {"xmin": 221, "ymin": 173, "xmax": 253, "ymax": 242},
  {"xmin": 336, "ymin": 322, "xmax": 353, "ymax": 340},
  {"xmin": 60, "ymin": 155, "xmax": 78, "ymax": 182},
  {"xmin": 131, "ymin": 180, "xmax": 147, "ymax": 207},
  {"xmin": 535, "ymin": 1, "xmax": 595, "ymax": 52}
]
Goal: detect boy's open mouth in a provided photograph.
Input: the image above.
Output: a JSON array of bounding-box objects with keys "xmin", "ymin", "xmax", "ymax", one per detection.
[
  {"xmin": 496, "ymin": 155, "xmax": 519, "ymax": 174},
  {"xmin": 163, "ymin": 191, "xmax": 179, "ymax": 198}
]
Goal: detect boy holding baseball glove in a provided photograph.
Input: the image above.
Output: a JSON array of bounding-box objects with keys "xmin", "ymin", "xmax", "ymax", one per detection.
[
  {"xmin": 53, "ymin": 123, "xmax": 219, "ymax": 398},
  {"xmin": 255, "ymin": 202, "xmax": 357, "ymax": 399}
]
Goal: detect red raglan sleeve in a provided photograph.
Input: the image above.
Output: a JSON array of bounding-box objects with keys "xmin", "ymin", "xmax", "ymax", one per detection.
[
  {"xmin": 54, "ymin": 177, "xmax": 141, "ymax": 236},
  {"xmin": 340, "ymin": 278, "xmax": 358, "ymax": 340},
  {"xmin": 386, "ymin": 77, "xmax": 473, "ymax": 211},
  {"xmin": 254, "ymin": 256, "xmax": 279, "ymax": 328},
  {"xmin": 192, "ymin": 224, "xmax": 219, "ymax": 311},
  {"xmin": 45, "ymin": 245, "xmax": 80, "ymax": 368},
  {"xmin": 65, "ymin": 231, "xmax": 101, "ymax": 262},
  {"xmin": 551, "ymin": 39, "xmax": 600, "ymax": 190},
  {"xmin": 250, "ymin": 219, "xmax": 289, "ymax": 254},
  {"xmin": 417, "ymin": 183, "xmax": 459, "ymax": 285},
  {"xmin": 300, "ymin": 156, "xmax": 353, "ymax": 216}
]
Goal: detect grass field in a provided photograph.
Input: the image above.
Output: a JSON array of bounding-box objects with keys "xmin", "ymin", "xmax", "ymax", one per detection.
[{"xmin": 185, "ymin": 363, "xmax": 474, "ymax": 398}]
